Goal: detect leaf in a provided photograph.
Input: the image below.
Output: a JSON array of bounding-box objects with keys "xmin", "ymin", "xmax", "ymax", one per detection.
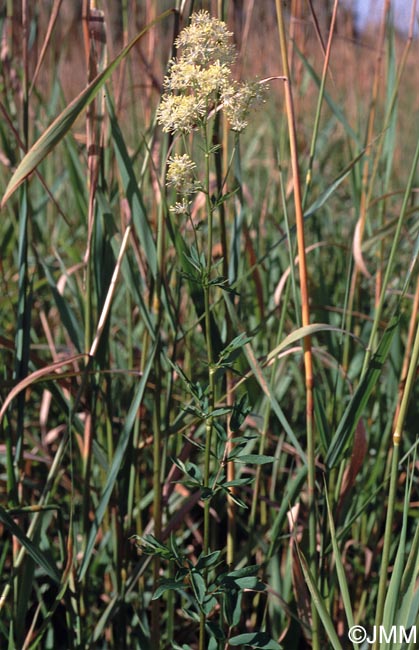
[
  {"xmin": 233, "ymin": 454, "xmax": 275, "ymax": 465},
  {"xmin": 41, "ymin": 260, "xmax": 83, "ymax": 352},
  {"xmin": 314, "ymin": 387, "xmax": 331, "ymax": 453},
  {"xmin": 223, "ymin": 295, "xmax": 306, "ymax": 461},
  {"xmin": 196, "ymin": 550, "xmax": 221, "ymax": 571},
  {"xmin": 0, "ymin": 353, "xmax": 88, "ymax": 424},
  {"xmin": 230, "ymin": 393, "xmax": 251, "ymax": 432},
  {"xmin": 296, "ymin": 548, "xmax": 343, "ymax": 650},
  {"xmin": 382, "ymin": 465, "xmax": 413, "ymax": 649},
  {"xmin": 266, "ymin": 323, "xmax": 363, "ymax": 365},
  {"xmin": 78, "ymin": 341, "xmax": 158, "ymax": 581},
  {"xmin": 107, "ymin": 95, "xmax": 158, "ymax": 279},
  {"xmin": 303, "ymin": 148, "xmax": 366, "ymax": 219},
  {"xmin": 1, "ymin": 9, "xmax": 174, "ymax": 207},
  {"xmin": 191, "ymin": 570, "xmax": 206, "ymax": 604},
  {"xmin": 326, "ymin": 314, "xmax": 400, "ymax": 468},
  {"xmin": 152, "ymin": 579, "xmax": 187, "ymax": 600},
  {"xmin": 0, "ymin": 506, "xmax": 60, "ymax": 584},
  {"xmin": 222, "ymin": 478, "xmax": 254, "ymax": 487},
  {"xmin": 222, "ymin": 589, "xmax": 242, "ymax": 628},
  {"xmin": 396, "ymin": 514, "xmax": 419, "ymax": 631},
  {"xmin": 228, "ymin": 632, "xmax": 282, "ymax": 649},
  {"xmin": 294, "ymin": 42, "xmax": 361, "ymax": 145},
  {"xmin": 324, "ymin": 488, "xmax": 358, "ymax": 649}
]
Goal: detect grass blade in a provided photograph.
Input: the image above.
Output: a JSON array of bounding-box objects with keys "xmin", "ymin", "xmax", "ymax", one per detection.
[
  {"xmin": 296, "ymin": 546, "xmax": 343, "ymax": 650},
  {"xmin": 0, "ymin": 506, "xmax": 60, "ymax": 584},
  {"xmin": 325, "ymin": 313, "xmax": 400, "ymax": 468},
  {"xmin": 78, "ymin": 340, "xmax": 158, "ymax": 581},
  {"xmin": 1, "ymin": 9, "xmax": 174, "ymax": 207}
]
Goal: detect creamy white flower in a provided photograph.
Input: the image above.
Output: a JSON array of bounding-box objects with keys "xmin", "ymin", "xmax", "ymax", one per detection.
[
  {"xmin": 175, "ymin": 10, "xmax": 235, "ymax": 67},
  {"xmin": 166, "ymin": 154, "xmax": 197, "ymax": 195},
  {"xmin": 169, "ymin": 199, "xmax": 192, "ymax": 216},
  {"xmin": 157, "ymin": 94, "xmax": 206, "ymax": 134},
  {"xmin": 222, "ymin": 81, "xmax": 266, "ymax": 132}
]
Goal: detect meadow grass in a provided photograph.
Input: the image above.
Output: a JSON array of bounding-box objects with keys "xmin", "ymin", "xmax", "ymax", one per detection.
[{"xmin": 1, "ymin": 1, "xmax": 419, "ymax": 649}]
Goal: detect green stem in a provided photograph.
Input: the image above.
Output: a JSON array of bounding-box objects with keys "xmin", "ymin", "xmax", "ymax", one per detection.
[
  {"xmin": 151, "ymin": 191, "xmax": 166, "ymax": 648},
  {"xmin": 362, "ymin": 131, "xmax": 419, "ymax": 375},
  {"xmin": 200, "ymin": 122, "xmax": 216, "ymax": 650},
  {"xmin": 374, "ymin": 313, "xmax": 419, "ymax": 643}
]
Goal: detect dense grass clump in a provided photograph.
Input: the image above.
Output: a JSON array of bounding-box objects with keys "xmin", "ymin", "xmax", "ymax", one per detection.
[{"xmin": 1, "ymin": 2, "xmax": 419, "ymax": 649}]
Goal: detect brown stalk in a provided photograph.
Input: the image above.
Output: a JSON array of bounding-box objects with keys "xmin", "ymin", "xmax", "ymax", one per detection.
[
  {"xmin": 80, "ymin": 1, "xmax": 107, "ymax": 620},
  {"xmin": 29, "ymin": 0, "xmax": 63, "ymax": 96},
  {"xmin": 275, "ymin": 1, "xmax": 317, "ymax": 647}
]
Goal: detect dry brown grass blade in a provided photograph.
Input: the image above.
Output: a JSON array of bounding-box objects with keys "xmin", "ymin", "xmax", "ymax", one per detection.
[
  {"xmin": 352, "ymin": 0, "xmax": 390, "ymax": 278},
  {"xmin": 306, "ymin": 0, "xmax": 326, "ymax": 59},
  {"xmin": 82, "ymin": 5, "xmax": 107, "ymax": 271},
  {"xmin": 29, "ymin": 0, "xmax": 63, "ymax": 96},
  {"xmin": 242, "ymin": 220, "xmax": 265, "ymax": 319},
  {"xmin": 338, "ymin": 419, "xmax": 368, "ymax": 513},
  {"xmin": 288, "ymin": 504, "xmax": 312, "ymax": 635},
  {"xmin": 0, "ymin": 354, "xmax": 88, "ymax": 424}
]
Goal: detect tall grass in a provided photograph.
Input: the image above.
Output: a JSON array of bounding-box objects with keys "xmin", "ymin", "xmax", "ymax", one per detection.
[{"xmin": 1, "ymin": 1, "xmax": 419, "ymax": 649}]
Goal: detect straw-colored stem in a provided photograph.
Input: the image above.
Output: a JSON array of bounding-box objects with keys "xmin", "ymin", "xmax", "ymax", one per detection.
[
  {"xmin": 393, "ymin": 276, "xmax": 419, "ymax": 428},
  {"xmin": 275, "ymin": 2, "xmax": 317, "ymax": 647},
  {"xmin": 302, "ymin": 0, "xmax": 338, "ymax": 208}
]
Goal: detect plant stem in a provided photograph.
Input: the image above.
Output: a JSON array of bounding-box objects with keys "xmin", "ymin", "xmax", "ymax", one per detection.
[
  {"xmin": 374, "ymin": 308, "xmax": 419, "ymax": 645},
  {"xmin": 275, "ymin": 2, "xmax": 318, "ymax": 647},
  {"xmin": 199, "ymin": 121, "xmax": 216, "ymax": 650}
]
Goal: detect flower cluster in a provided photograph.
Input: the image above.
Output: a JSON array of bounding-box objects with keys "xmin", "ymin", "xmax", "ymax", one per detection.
[
  {"xmin": 166, "ymin": 153, "xmax": 197, "ymax": 195},
  {"xmin": 166, "ymin": 153, "xmax": 198, "ymax": 214},
  {"xmin": 222, "ymin": 81, "xmax": 266, "ymax": 132},
  {"xmin": 157, "ymin": 11, "xmax": 264, "ymax": 136},
  {"xmin": 174, "ymin": 10, "xmax": 235, "ymax": 67}
]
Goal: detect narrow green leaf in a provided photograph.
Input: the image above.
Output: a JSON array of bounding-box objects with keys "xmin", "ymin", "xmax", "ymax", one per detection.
[
  {"xmin": 228, "ymin": 632, "xmax": 282, "ymax": 649},
  {"xmin": 234, "ymin": 454, "xmax": 274, "ymax": 465},
  {"xmin": 107, "ymin": 94, "xmax": 157, "ymax": 279},
  {"xmin": 78, "ymin": 341, "xmax": 158, "ymax": 581},
  {"xmin": 1, "ymin": 9, "xmax": 174, "ymax": 206},
  {"xmin": 191, "ymin": 570, "xmax": 206, "ymax": 604},
  {"xmin": 326, "ymin": 314, "xmax": 400, "ymax": 468},
  {"xmin": 267, "ymin": 464, "xmax": 308, "ymax": 560},
  {"xmin": 0, "ymin": 506, "xmax": 60, "ymax": 584},
  {"xmin": 294, "ymin": 42, "xmax": 361, "ymax": 146},
  {"xmin": 303, "ymin": 148, "xmax": 366, "ymax": 219},
  {"xmin": 222, "ymin": 565, "xmax": 259, "ymax": 579},
  {"xmin": 382, "ymin": 466, "xmax": 412, "ymax": 649},
  {"xmin": 297, "ymin": 548, "xmax": 343, "ymax": 650},
  {"xmin": 397, "ymin": 519, "xmax": 419, "ymax": 631},
  {"xmin": 41, "ymin": 260, "xmax": 82, "ymax": 352},
  {"xmin": 324, "ymin": 488, "xmax": 358, "ymax": 650},
  {"xmin": 314, "ymin": 387, "xmax": 331, "ymax": 453},
  {"xmin": 224, "ymin": 295, "xmax": 306, "ymax": 461},
  {"xmin": 266, "ymin": 323, "xmax": 362, "ymax": 365}
]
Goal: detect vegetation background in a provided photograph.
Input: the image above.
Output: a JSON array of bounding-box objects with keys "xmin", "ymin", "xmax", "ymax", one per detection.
[{"xmin": 1, "ymin": 1, "xmax": 419, "ymax": 649}]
